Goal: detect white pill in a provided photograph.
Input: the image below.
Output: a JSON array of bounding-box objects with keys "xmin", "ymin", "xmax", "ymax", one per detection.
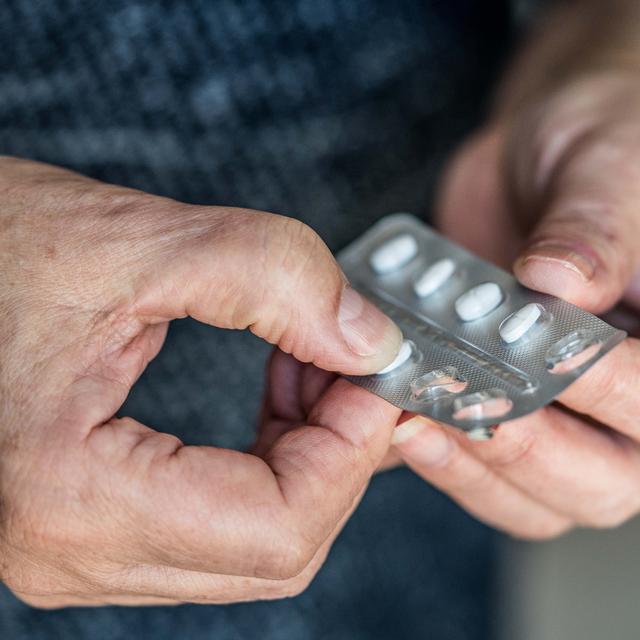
[
  {"xmin": 369, "ymin": 234, "xmax": 418, "ymax": 274},
  {"xmin": 413, "ymin": 258, "xmax": 456, "ymax": 297},
  {"xmin": 376, "ymin": 339, "xmax": 414, "ymax": 375},
  {"xmin": 455, "ymin": 282, "xmax": 503, "ymax": 321},
  {"xmin": 499, "ymin": 303, "xmax": 543, "ymax": 343}
]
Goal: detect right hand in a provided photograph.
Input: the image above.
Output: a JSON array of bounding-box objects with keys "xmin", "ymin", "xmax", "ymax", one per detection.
[
  {"xmin": 391, "ymin": 73, "xmax": 640, "ymax": 541},
  {"xmin": 0, "ymin": 157, "xmax": 402, "ymax": 608}
]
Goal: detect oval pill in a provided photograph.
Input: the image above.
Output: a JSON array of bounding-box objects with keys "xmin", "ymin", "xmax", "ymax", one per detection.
[
  {"xmin": 413, "ymin": 258, "xmax": 456, "ymax": 297},
  {"xmin": 499, "ymin": 303, "xmax": 543, "ymax": 344},
  {"xmin": 369, "ymin": 234, "xmax": 418, "ymax": 274},
  {"xmin": 455, "ymin": 282, "xmax": 503, "ymax": 321},
  {"xmin": 376, "ymin": 339, "xmax": 414, "ymax": 375}
]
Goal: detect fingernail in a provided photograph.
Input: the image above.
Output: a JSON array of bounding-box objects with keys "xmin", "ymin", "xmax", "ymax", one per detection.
[
  {"xmin": 338, "ymin": 285, "xmax": 402, "ymax": 362},
  {"xmin": 391, "ymin": 416, "xmax": 454, "ymax": 467},
  {"xmin": 515, "ymin": 241, "xmax": 597, "ymax": 283}
]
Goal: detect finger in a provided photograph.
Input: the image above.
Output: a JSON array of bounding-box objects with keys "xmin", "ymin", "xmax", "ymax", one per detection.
[
  {"xmin": 252, "ymin": 355, "xmax": 336, "ymax": 457},
  {"xmin": 378, "ymin": 411, "xmax": 414, "ymax": 471},
  {"xmin": 250, "ymin": 417, "xmax": 297, "ymax": 459},
  {"xmin": 88, "ymin": 381, "xmax": 399, "ymax": 580},
  {"xmin": 15, "ymin": 593, "xmax": 182, "ymax": 609},
  {"xmin": 136, "ymin": 208, "xmax": 402, "ymax": 376},
  {"xmin": 134, "ymin": 489, "xmax": 363, "ymax": 604},
  {"xmin": 511, "ymin": 119, "xmax": 640, "ymax": 312},
  {"xmin": 460, "ymin": 406, "xmax": 640, "ymax": 527},
  {"xmin": 36, "ymin": 532, "xmax": 332, "ymax": 607},
  {"xmin": 435, "ymin": 126, "xmax": 523, "ymax": 268},
  {"xmin": 557, "ymin": 337, "xmax": 640, "ymax": 439},
  {"xmin": 392, "ymin": 417, "xmax": 572, "ymax": 539},
  {"xmin": 264, "ymin": 379, "xmax": 400, "ymax": 556},
  {"xmin": 265, "ymin": 348, "xmax": 305, "ymax": 422},
  {"xmin": 62, "ymin": 210, "xmax": 402, "ymax": 445},
  {"xmin": 261, "ymin": 349, "xmax": 336, "ymax": 422},
  {"xmin": 8, "ymin": 158, "xmax": 401, "ymax": 379},
  {"xmin": 299, "ymin": 363, "xmax": 336, "ymax": 415},
  {"xmin": 378, "ymin": 448, "xmax": 403, "ymax": 471}
]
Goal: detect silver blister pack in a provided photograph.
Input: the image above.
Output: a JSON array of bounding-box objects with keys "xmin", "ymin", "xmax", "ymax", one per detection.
[{"xmin": 338, "ymin": 213, "xmax": 626, "ymax": 439}]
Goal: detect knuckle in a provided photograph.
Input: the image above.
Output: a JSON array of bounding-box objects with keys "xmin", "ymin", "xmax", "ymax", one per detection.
[
  {"xmin": 533, "ymin": 201, "xmax": 622, "ymax": 248},
  {"xmin": 243, "ymin": 213, "xmax": 340, "ymax": 354},
  {"xmin": 272, "ymin": 215, "xmax": 318, "ymax": 247},
  {"xmin": 259, "ymin": 531, "xmax": 316, "ymax": 581},
  {"xmin": 267, "ymin": 215, "xmax": 334, "ymax": 281}
]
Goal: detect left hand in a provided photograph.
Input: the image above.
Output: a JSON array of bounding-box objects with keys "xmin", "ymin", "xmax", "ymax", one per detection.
[
  {"xmin": 391, "ymin": 72, "xmax": 640, "ymax": 539},
  {"xmin": 0, "ymin": 158, "xmax": 403, "ymax": 608}
]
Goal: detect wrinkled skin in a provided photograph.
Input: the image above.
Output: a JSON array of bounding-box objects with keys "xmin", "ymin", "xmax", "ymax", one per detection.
[{"xmin": 0, "ymin": 157, "xmax": 403, "ymax": 607}]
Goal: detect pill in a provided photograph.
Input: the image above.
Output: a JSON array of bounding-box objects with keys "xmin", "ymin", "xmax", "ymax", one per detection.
[
  {"xmin": 376, "ymin": 339, "xmax": 414, "ymax": 375},
  {"xmin": 413, "ymin": 258, "xmax": 456, "ymax": 297},
  {"xmin": 455, "ymin": 282, "xmax": 503, "ymax": 321},
  {"xmin": 499, "ymin": 303, "xmax": 543, "ymax": 343},
  {"xmin": 369, "ymin": 234, "xmax": 418, "ymax": 274}
]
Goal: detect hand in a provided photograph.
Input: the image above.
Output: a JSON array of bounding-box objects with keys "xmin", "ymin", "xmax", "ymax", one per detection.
[
  {"xmin": 391, "ymin": 72, "xmax": 640, "ymax": 539},
  {"xmin": 0, "ymin": 157, "xmax": 403, "ymax": 608}
]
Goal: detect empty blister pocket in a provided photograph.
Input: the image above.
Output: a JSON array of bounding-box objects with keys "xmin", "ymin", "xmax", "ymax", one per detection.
[{"xmin": 338, "ymin": 213, "xmax": 626, "ymax": 438}]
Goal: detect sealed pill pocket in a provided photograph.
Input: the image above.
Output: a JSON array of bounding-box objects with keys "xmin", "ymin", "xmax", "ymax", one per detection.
[{"xmin": 337, "ymin": 213, "xmax": 626, "ymax": 439}]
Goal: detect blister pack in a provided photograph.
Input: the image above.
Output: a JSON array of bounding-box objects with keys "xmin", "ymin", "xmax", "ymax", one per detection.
[{"xmin": 338, "ymin": 213, "xmax": 626, "ymax": 440}]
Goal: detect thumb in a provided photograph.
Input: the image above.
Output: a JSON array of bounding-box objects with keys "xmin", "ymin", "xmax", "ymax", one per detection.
[
  {"xmin": 138, "ymin": 206, "xmax": 402, "ymax": 374},
  {"xmin": 510, "ymin": 122, "xmax": 640, "ymax": 314}
]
